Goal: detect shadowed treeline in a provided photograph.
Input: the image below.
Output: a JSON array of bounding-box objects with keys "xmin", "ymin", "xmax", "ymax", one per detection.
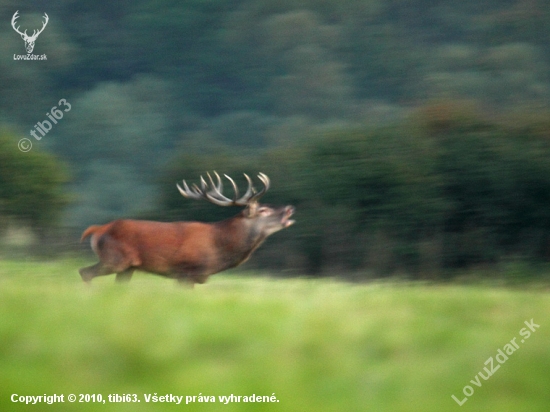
[
  {"xmin": 157, "ymin": 104, "xmax": 550, "ymax": 277},
  {"xmin": 1, "ymin": 1, "xmax": 550, "ymax": 278}
]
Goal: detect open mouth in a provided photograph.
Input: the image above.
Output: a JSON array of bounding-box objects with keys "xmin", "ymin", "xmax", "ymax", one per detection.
[{"xmin": 282, "ymin": 206, "xmax": 295, "ymax": 228}]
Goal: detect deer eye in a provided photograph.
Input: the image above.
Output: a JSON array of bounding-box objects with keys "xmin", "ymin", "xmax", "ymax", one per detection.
[{"xmin": 257, "ymin": 207, "xmax": 271, "ymax": 216}]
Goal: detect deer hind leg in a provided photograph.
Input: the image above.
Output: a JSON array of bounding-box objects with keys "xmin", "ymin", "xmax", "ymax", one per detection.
[
  {"xmin": 115, "ymin": 269, "xmax": 134, "ymax": 283},
  {"xmin": 79, "ymin": 262, "xmax": 114, "ymax": 283},
  {"xmin": 81, "ymin": 234, "xmax": 138, "ymax": 284}
]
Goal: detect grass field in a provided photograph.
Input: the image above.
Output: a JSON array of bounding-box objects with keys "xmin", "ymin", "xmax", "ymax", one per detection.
[{"xmin": 0, "ymin": 259, "xmax": 549, "ymax": 411}]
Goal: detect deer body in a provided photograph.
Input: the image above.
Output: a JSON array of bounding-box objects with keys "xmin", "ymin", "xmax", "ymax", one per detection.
[{"xmin": 79, "ymin": 173, "xmax": 294, "ymax": 286}]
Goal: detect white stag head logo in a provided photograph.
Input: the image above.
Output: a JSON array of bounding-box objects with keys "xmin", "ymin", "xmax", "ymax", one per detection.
[{"xmin": 11, "ymin": 11, "xmax": 49, "ymax": 54}]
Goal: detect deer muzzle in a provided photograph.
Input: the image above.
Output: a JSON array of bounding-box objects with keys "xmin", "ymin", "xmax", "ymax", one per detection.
[{"xmin": 282, "ymin": 206, "xmax": 295, "ymax": 228}]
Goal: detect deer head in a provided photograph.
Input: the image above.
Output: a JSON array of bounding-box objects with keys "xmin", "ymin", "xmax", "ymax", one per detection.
[
  {"xmin": 12, "ymin": 11, "xmax": 49, "ymax": 54},
  {"xmin": 177, "ymin": 172, "xmax": 295, "ymax": 234}
]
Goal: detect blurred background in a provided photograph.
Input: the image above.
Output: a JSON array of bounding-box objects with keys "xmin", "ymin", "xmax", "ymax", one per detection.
[{"xmin": 1, "ymin": 0, "xmax": 550, "ymax": 280}]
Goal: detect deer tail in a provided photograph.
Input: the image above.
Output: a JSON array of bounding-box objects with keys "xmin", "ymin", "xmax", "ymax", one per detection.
[{"xmin": 80, "ymin": 225, "xmax": 101, "ymax": 242}]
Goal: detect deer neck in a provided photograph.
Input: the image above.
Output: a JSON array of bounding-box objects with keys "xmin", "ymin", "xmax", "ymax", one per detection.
[{"xmin": 214, "ymin": 216, "xmax": 267, "ymax": 269}]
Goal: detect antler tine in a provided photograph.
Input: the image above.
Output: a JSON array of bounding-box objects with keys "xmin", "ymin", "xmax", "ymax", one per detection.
[
  {"xmin": 223, "ymin": 174, "xmax": 239, "ymax": 202},
  {"xmin": 176, "ymin": 182, "xmax": 186, "ymax": 196},
  {"xmin": 200, "ymin": 176, "xmax": 208, "ymax": 191},
  {"xmin": 205, "ymin": 172, "xmax": 222, "ymax": 196},
  {"xmin": 177, "ymin": 179, "xmax": 202, "ymax": 200},
  {"xmin": 34, "ymin": 13, "xmax": 49, "ymax": 37},
  {"xmin": 11, "ymin": 11, "xmax": 25, "ymax": 36},
  {"xmin": 192, "ymin": 183, "xmax": 203, "ymax": 196},
  {"xmin": 214, "ymin": 171, "xmax": 223, "ymax": 192},
  {"xmin": 181, "ymin": 180, "xmax": 192, "ymax": 194},
  {"xmin": 258, "ymin": 172, "xmax": 270, "ymax": 189},
  {"xmin": 230, "ymin": 173, "xmax": 254, "ymax": 205},
  {"xmin": 249, "ymin": 172, "xmax": 270, "ymax": 202},
  {"xmin": 205, "ymin": 172, "xmax": 234, "ymax": 204}
]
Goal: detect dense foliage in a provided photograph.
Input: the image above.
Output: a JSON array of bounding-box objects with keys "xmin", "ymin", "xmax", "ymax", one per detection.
[
  {"xmin": 2, "ymin": 1, "xmax": 550, "ymax": 276},
  {"xmin": 0, "ymin": 130, "xmax": 67, "ymax": 230},
  {"xmin": 161, "ymin": 105, "xmax": 550, "ymax": 276}
]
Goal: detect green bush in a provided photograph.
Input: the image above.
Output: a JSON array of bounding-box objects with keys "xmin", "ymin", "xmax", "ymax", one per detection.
[{"xmin": 0, "ymin": 130, "xmax": 68, "ymax": 231}]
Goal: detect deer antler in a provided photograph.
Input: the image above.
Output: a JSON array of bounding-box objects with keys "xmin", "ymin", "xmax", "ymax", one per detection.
[
  {"xmin": 11, "ymin": 11, "xmax": 26, "ymax": 37},
  {"xmin": 177, "ymin": 172, "xmax": 270, "ymax": 207},
  {"xmin": 11, "ymin": 11, "xmax": 48, "ymax": 40},
  {"xmin": 29, "ymin": 13, "xmax": 49, "ymax": 40}
]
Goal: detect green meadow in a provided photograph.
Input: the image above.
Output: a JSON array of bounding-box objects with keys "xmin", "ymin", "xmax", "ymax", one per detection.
[{"xmin": 0, "ymin": 260, "xmax": 549, "ymax": 411}]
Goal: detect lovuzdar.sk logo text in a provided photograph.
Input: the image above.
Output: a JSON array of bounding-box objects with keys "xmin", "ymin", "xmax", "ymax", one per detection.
[{"xmin": 11, "ymin": 10, "xmax": 48, "ymax": 60}]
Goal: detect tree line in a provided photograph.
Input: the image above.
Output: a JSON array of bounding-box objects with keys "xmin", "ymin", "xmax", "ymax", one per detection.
[
  {"xmin": 2, "ymin": 1, "xmax": 550, "ymax": 277},
  {"xmin": 3, "ymin": 103, "xmax": 550, "ymax": 277},
  {"xmin": 157, "ymin": 103, "xmax": 550, "ymax": 277}
]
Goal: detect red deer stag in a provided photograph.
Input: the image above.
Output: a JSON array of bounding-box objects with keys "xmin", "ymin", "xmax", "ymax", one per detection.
[{"xmin": 79, "ymin": 172, "xmax": 295, "ymax": 286}]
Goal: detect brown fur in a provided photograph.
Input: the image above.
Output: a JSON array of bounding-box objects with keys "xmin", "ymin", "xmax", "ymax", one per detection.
[{"xmin": 79, "ymin": 205, "xmax": 294, "ymax": 286}]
